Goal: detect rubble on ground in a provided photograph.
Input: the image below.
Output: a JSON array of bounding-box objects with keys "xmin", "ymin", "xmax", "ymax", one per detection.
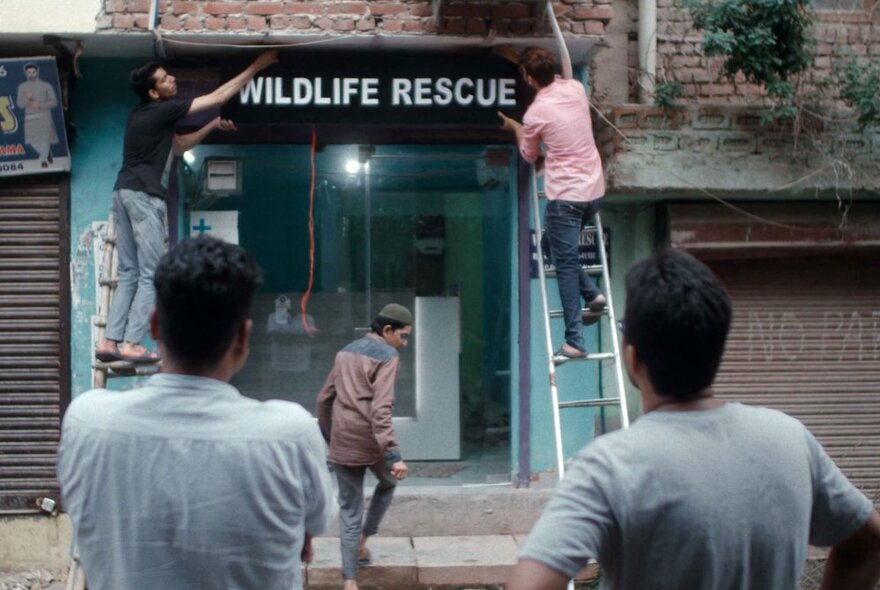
[{"xmin": 0, "ymin": 569, "xmax": 65, "ymax": 590}]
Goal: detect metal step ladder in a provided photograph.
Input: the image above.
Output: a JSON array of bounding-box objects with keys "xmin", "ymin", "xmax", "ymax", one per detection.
[
  {"xmin": 529, "ymin": 171, "xmax": 631, "ymax": 483},
  {"xmin": 91, "ymin": 212, "xmax": 159, "ymax": 389}
]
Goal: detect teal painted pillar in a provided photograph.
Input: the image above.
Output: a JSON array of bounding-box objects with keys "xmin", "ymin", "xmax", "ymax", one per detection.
[{"xmin": 69, "ymin": 58, "xmax": 141, "ymax": 397}]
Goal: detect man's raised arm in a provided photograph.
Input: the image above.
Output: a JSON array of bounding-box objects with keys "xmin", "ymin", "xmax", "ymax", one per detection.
[
  {"xmin": 188, "ymin": 49, "xmax": 278, "ymax": 115},
  {"xmin": 173, "ymin": 117, "xmax": 236, "ymax": 155}
]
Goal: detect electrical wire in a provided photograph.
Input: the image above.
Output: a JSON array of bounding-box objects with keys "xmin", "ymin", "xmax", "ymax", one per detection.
[
  {"xmin": 158, "ymin": 34, "xmax": 348, "ymax": 50},
  {"xmin": 300, "ymin": 126, "xmax": 319, "ymax": 337}
]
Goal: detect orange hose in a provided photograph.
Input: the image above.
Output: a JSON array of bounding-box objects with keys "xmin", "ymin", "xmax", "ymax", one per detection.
[{"xmin": 300, "ymin": 126, "xmax": 318, "ymax": 337}]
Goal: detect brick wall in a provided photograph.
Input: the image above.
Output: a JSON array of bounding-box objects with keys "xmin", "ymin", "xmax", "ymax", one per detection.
[
  {"xmin": 653, "ymin": 0, "xmax": 880, "ymax": 105},
  {"xmin": 97, "ymin": 0, "xmax": 615, "ymax": 37}
]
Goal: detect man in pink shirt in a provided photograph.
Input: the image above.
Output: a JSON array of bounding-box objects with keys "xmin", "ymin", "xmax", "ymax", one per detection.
[{"xmin": 500, "ymin": 47, "xmax": 607, "ymax": 360}]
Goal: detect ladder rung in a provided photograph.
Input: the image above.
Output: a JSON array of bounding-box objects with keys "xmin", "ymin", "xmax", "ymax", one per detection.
[
  {"xmin": 93, "ymin": 360, "xmax": 160, "ymax": 370},
  {"xmin": 93, "ymin": 363, "xmax": 160, "ymax": 379},
  {"xmin": 552, "ymin": 351, "xmax": 615, "ymax": 365},
  {"xmin": 559, "ymin": 397, "xmax": 621, "ymax": 409},
  {"xmin": 106, "ymin": 366, "xmax": 160, "ymax": 378},
  {"xmin": 99, "ymin": 278, "xmax": 118, "ymax": 287},
  {"xmin": 548, "ymin": 308, "xmax": 607, "ymax": 319}
]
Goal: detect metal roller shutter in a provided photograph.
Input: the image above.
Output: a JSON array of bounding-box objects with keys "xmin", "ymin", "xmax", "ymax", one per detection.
[
  {"xmin": 712, "ymin": 258, "xmax": 880, "ymax": 502},
  {"xmin": 0, "ymin": 177, "xmax": 69, "ymax": 513}
]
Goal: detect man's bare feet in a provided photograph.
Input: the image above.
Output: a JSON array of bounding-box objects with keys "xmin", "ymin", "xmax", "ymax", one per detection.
[
  {"xmin": 342, "ymin": 580, "xmax": 358, "ymax": 590},
  {"xmin": 119, "ymin": 341, "xmax": 160, "ymax": 363},
  {"xmin": 95, "ymin": 338, "xmax": 121, "ymax": 361},
  {"xmin": 357, "ymin": 534, "xmax": 371, "ymax": 564}
]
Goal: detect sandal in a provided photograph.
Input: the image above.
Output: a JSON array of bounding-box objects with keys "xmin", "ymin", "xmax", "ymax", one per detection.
[
  {"xmin": 587, "ymin": 294, "xmax": 607, "ymax": 311},
  {"xmin": 95, "ymin": 349, "xmax": 122, "ymax": 362},
  {"xmin": 554, "ymin": 346, "xmax": 587, "ymax": 359},
  {"xmin": 120, "ymin": 349, "xmax": 160, "ymax": 363}
]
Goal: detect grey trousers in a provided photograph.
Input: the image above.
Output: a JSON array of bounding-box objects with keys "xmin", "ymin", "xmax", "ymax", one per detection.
[
  {"xmin": 331, "ymin": 460, "xmax": 398, "ymax": 581},
  {"xmin": 104, "ymin": 189, "xmax": 167, "ymax": 345}
]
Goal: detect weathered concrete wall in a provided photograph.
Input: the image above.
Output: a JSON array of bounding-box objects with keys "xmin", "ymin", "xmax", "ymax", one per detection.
[
  {"xmin": 0, "ymin": 515, "xmax": 72, "ymax": 570},
  {"xmin": 1, "ymin": 0, "xmax": 102, "ymax": 34},
  {"xmin": 594, "ymin": 104, "xmax": 880, "ymax": 194}
]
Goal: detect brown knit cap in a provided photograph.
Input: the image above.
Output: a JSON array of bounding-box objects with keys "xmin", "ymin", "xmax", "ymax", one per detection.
[{"xmin": 377, "ymin": 303, "xmax": 413, "ymax": 325}]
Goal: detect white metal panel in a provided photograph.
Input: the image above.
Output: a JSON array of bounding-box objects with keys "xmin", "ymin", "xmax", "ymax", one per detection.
[{"xmin": 393, "ymin": 296, "xmax": 461, "ymax": 461}]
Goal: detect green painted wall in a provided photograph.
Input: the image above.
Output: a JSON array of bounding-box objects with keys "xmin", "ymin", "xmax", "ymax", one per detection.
[
  {"xmin": 601, "ymin": 203, "xmax": 661, "ymax": 421},
  {"xmin": 181, "ymin": 145, "xmax": 314, "ymax": 293}
]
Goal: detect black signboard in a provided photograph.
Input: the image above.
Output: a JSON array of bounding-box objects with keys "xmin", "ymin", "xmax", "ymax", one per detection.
[
  {"xmin": 529, "ymin": 227, "xmax": 611, "ymax": 278},
  {"xmin": 222, "ymin": 50, "xmax": 530, "ymax": 126}
]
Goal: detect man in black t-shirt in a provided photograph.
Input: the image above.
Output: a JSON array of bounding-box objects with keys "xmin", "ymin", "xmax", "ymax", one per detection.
[{"xmin": 95, "ymin": 50, "xmax": 277, "ymax": 363}]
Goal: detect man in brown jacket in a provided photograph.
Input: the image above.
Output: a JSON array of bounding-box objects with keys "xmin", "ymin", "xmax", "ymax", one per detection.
[{"xmin": 317, "ymin": 303, "xmax": 412, "ymax": 590}]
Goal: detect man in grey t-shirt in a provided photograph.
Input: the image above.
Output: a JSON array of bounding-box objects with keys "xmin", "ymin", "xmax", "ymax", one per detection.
[{"xmin": 511, "ymin": 249, "xmax": 880, "ymax": 590}]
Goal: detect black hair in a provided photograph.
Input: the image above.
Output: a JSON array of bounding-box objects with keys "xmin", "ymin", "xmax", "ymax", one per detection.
[
  {"xmin": 519, "ymin": 47, "xmax": 556, "ymax": 88},
  {"xmin": 23, "ymin": 63, "xmax": 38, "ymax": 72},
  {"xmin": 370, "ymin": 316, "xmax": 408, "ymax": 336},
  {"xmin": 153, "ymin": 236, "xmax": 262, "ymax": 370},
  {"xmin": 130, "ymin": 62, "xmax": 163, "ymax": 102},
  {"xmin": 623, "ymin": 248, "xmax": 731, "ymax": 401}
]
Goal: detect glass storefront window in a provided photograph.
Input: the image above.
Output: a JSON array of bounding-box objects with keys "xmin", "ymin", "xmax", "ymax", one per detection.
[{"xmin": 179, "ymin": 144, "xmax": 514, "ymax": 459}]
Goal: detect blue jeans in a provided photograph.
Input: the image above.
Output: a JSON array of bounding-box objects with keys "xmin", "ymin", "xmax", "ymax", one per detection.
[
  {"xmin": 545, "ymin": 198, "xmax": 603, "ymax": 352},
  {"xmin": 104, "ymin": 189, "xmax": 167, "ymax": 344},
  {"xmin": 331, "ymin": 460, "xmax": 398, "ymax": 580}
]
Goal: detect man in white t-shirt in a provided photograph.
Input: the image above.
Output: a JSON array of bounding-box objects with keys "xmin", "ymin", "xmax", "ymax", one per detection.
[
  {"xmin": 59, "ymin": 237, "xmax": 335, "ymax": 590},
  {"xmin": 511, "ymin": 249, "xmax": 880, "ymax": 590}
]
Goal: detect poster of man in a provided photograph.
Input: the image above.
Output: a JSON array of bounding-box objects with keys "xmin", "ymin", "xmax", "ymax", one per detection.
[{"xmin": 0, "ymin": 56, "xmax": 70, "ymax": 177}]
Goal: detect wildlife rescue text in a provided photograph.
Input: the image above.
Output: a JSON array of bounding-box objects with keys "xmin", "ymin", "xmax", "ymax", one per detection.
[{"xmin": 239, "ymin": 76, "xmax": 517, "ymax": 108}]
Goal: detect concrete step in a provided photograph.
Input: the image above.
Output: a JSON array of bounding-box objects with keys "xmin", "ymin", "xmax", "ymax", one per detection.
[
  {"xmin": 305, "ymin": 535, "xmax": 599, "ymax": 590},
  {"xmin": 305, "ymin": 535, "xmax": 837, "ymax": 590},
  {"xmin": 363, "ymin": 485, "xmax": 555, "ymax": 537}
]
